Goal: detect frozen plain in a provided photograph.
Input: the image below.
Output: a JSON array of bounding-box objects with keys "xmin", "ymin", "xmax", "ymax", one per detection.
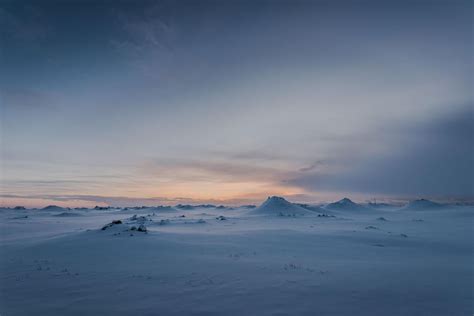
[{"xmin": 0, "ymin": 197, "xmax": 472, "ymax": 316}]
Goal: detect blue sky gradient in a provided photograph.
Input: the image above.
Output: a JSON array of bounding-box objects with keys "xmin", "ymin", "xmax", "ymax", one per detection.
[{"xmin": 1, "ymin": 0, "xmax": 472, "ymax": 207}]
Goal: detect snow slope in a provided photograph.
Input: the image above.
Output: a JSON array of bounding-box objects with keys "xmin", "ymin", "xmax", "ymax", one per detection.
[
  {"xmin": 402, "ymin": 199, "xmax": 444, "ymax": 211},
  {"xmin": 0, "ymin": 202, "xmax": 472, "ymax": 316}
]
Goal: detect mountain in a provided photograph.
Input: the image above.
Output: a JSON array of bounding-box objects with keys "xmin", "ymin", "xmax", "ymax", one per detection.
[
  {"xmin": 251, "ymin": 196, "xmax": 312, "ymax": 216},
  {"xmin": 325, "ymin": 198, "xmax": 367, "ymax": 211}
]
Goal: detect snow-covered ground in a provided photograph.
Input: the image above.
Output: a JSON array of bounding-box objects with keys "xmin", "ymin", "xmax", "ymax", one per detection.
[{"xmin": 1, "ymin": 198, "xmax": 472, "ymax": 315}]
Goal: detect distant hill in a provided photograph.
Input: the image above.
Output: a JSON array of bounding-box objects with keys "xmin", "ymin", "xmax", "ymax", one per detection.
[
  {"xmin": 325, "ymin": 198, "xmax": 367, "ymax": 211},
  {"xmin": 251, "ymin": 196, "xmax": 312, "ymax": 216},
  {"xmin": 41, "ymin": 205, "xmax": 67, "ymax": 212},
  {"xmin": 402, "ymin": 199, "xmax": 443, "ymax": 211},
  {"xmin": 54, "ymin": 212, "xmax": 82, "ymax": 217}
]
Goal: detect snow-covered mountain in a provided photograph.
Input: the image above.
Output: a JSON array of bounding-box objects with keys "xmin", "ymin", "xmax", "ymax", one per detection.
[
  {"xmin": 325, "ymin": 198, "xmax": 367, "ymax": 211},
  {"xmin": 402, "ymin": 199, "xmax": 443, "ymax": 211},
  {"xmin": 251, "ymin": 196, "xmax": 312, "ymax": 216}
]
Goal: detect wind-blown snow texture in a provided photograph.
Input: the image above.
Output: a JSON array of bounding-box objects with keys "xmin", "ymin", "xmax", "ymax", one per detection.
[{"xmin": 0, "ymin": 198, "xmax": 472, "ymax": 316}]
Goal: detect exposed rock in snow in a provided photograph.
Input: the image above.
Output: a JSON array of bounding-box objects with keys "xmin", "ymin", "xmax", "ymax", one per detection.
[
  {"xmin": 94, "ymin": 206, "xmax": 112, "ymax": 210},
  {"xmin": 251, "ymin": 196, "xmax": 312, "ymax": 216},
  {"xmin": 130, "ymin": 224, "xmax": 147, "ymax": 233},
  {"xmin": 11, "ymin": 215, "xmax": 28, "ymax": 219},
  {"xmin": 241, "ymin": 205, "xmax": 256, "ymax": 209},
  {"xmin": 130, "ymin": 215, "xmax": 150, "ymax": 224},
  {"xmin": 175, "ymin": 204, "xmax": 195, "ymax": 210},
  {"xmin": 159, "ymin": 219, "xmax": 171, "ymax": 225},
  {"xmin": 317, "ymin": 214, "xmax": 336, "ymax": 218},
  {"xmin": 151, "ymin": 206, "xmax": 176, "ymax": 212},
  {"xmin": 101, "ymin": 220, "xmax": 123, "ymax": 230},
  {"xmin": 196, "ymin": 204, "xmax": 217, "ymax": 208}
]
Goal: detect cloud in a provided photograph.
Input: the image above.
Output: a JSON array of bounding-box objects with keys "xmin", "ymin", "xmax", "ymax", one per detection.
[
  {"xmin": 287, "ymin": 107, "xmax": 474, "ymax": 198},
  {"xmin": 298, "ymin": 161, "xmax": 325, "ymax": 173},
  {"xmin": 110, "ymin": 2, "xmax": 178, "ymax": 77},
  {"xmin": 140, "ymin": 158, "xmax": 293, "ymax": 184}
]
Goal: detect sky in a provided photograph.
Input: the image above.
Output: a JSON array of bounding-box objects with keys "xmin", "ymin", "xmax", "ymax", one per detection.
[{"xmin": 0, "ymin": 0, "xmax": 472, "ymax": 207}]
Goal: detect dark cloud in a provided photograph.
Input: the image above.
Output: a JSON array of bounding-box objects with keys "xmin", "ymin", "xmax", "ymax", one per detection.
[
  {"xmin": 288, "ymin": 107, "xmax": 474, "ymax": 198},
  {"xmin": 299, "ymin": 161, "xmax": 326, "ymax": 173}
]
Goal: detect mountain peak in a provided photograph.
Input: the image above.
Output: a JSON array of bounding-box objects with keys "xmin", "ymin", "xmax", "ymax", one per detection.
[{"xmin": 252, "ymin": 196, "xmax": 311, "ymax": 216}]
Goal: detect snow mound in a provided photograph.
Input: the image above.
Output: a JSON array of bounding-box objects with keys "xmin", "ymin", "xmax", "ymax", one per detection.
[
  {"xmin": 251, "ymin": 196, "xmax": 312, "ymax": 216},
  {"xmin": 94, "ymin": 206, "xmax": 112, "ymax": 211},
  {"xmin": 325, "ymin": 198, "xmax": 367, "ymax": 211},
  {"xmin": 196, "ymin": 204, "xmax": 217, "ymax": 208},
  {"xmin": 54, "ymin": 212, "xmax": 82, "ymax": 217},
  {"xmin": 129, "ymin": 224, "xmax": 147, "ymax": 233},
  {"xmin": 41, "ymin": 205, "xmax": 67, "ymax": 212},
  {"xmin": 129, "ymin": 214, "xmax": 151, "ymax": 224},
  {"xmin": 175, "ymin": 204, "xmax": 195, "ymax": 210},
  {"xmin": 402, "ymin": 199, "xmax": 443, "ymax": 211},
  {"xmin": 145, "ymin": 206, "xmax": 175, "ymax": 213},
  {"xmin": 241, "ymin": 205, "xmax": 256, "ymax": 209}
]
